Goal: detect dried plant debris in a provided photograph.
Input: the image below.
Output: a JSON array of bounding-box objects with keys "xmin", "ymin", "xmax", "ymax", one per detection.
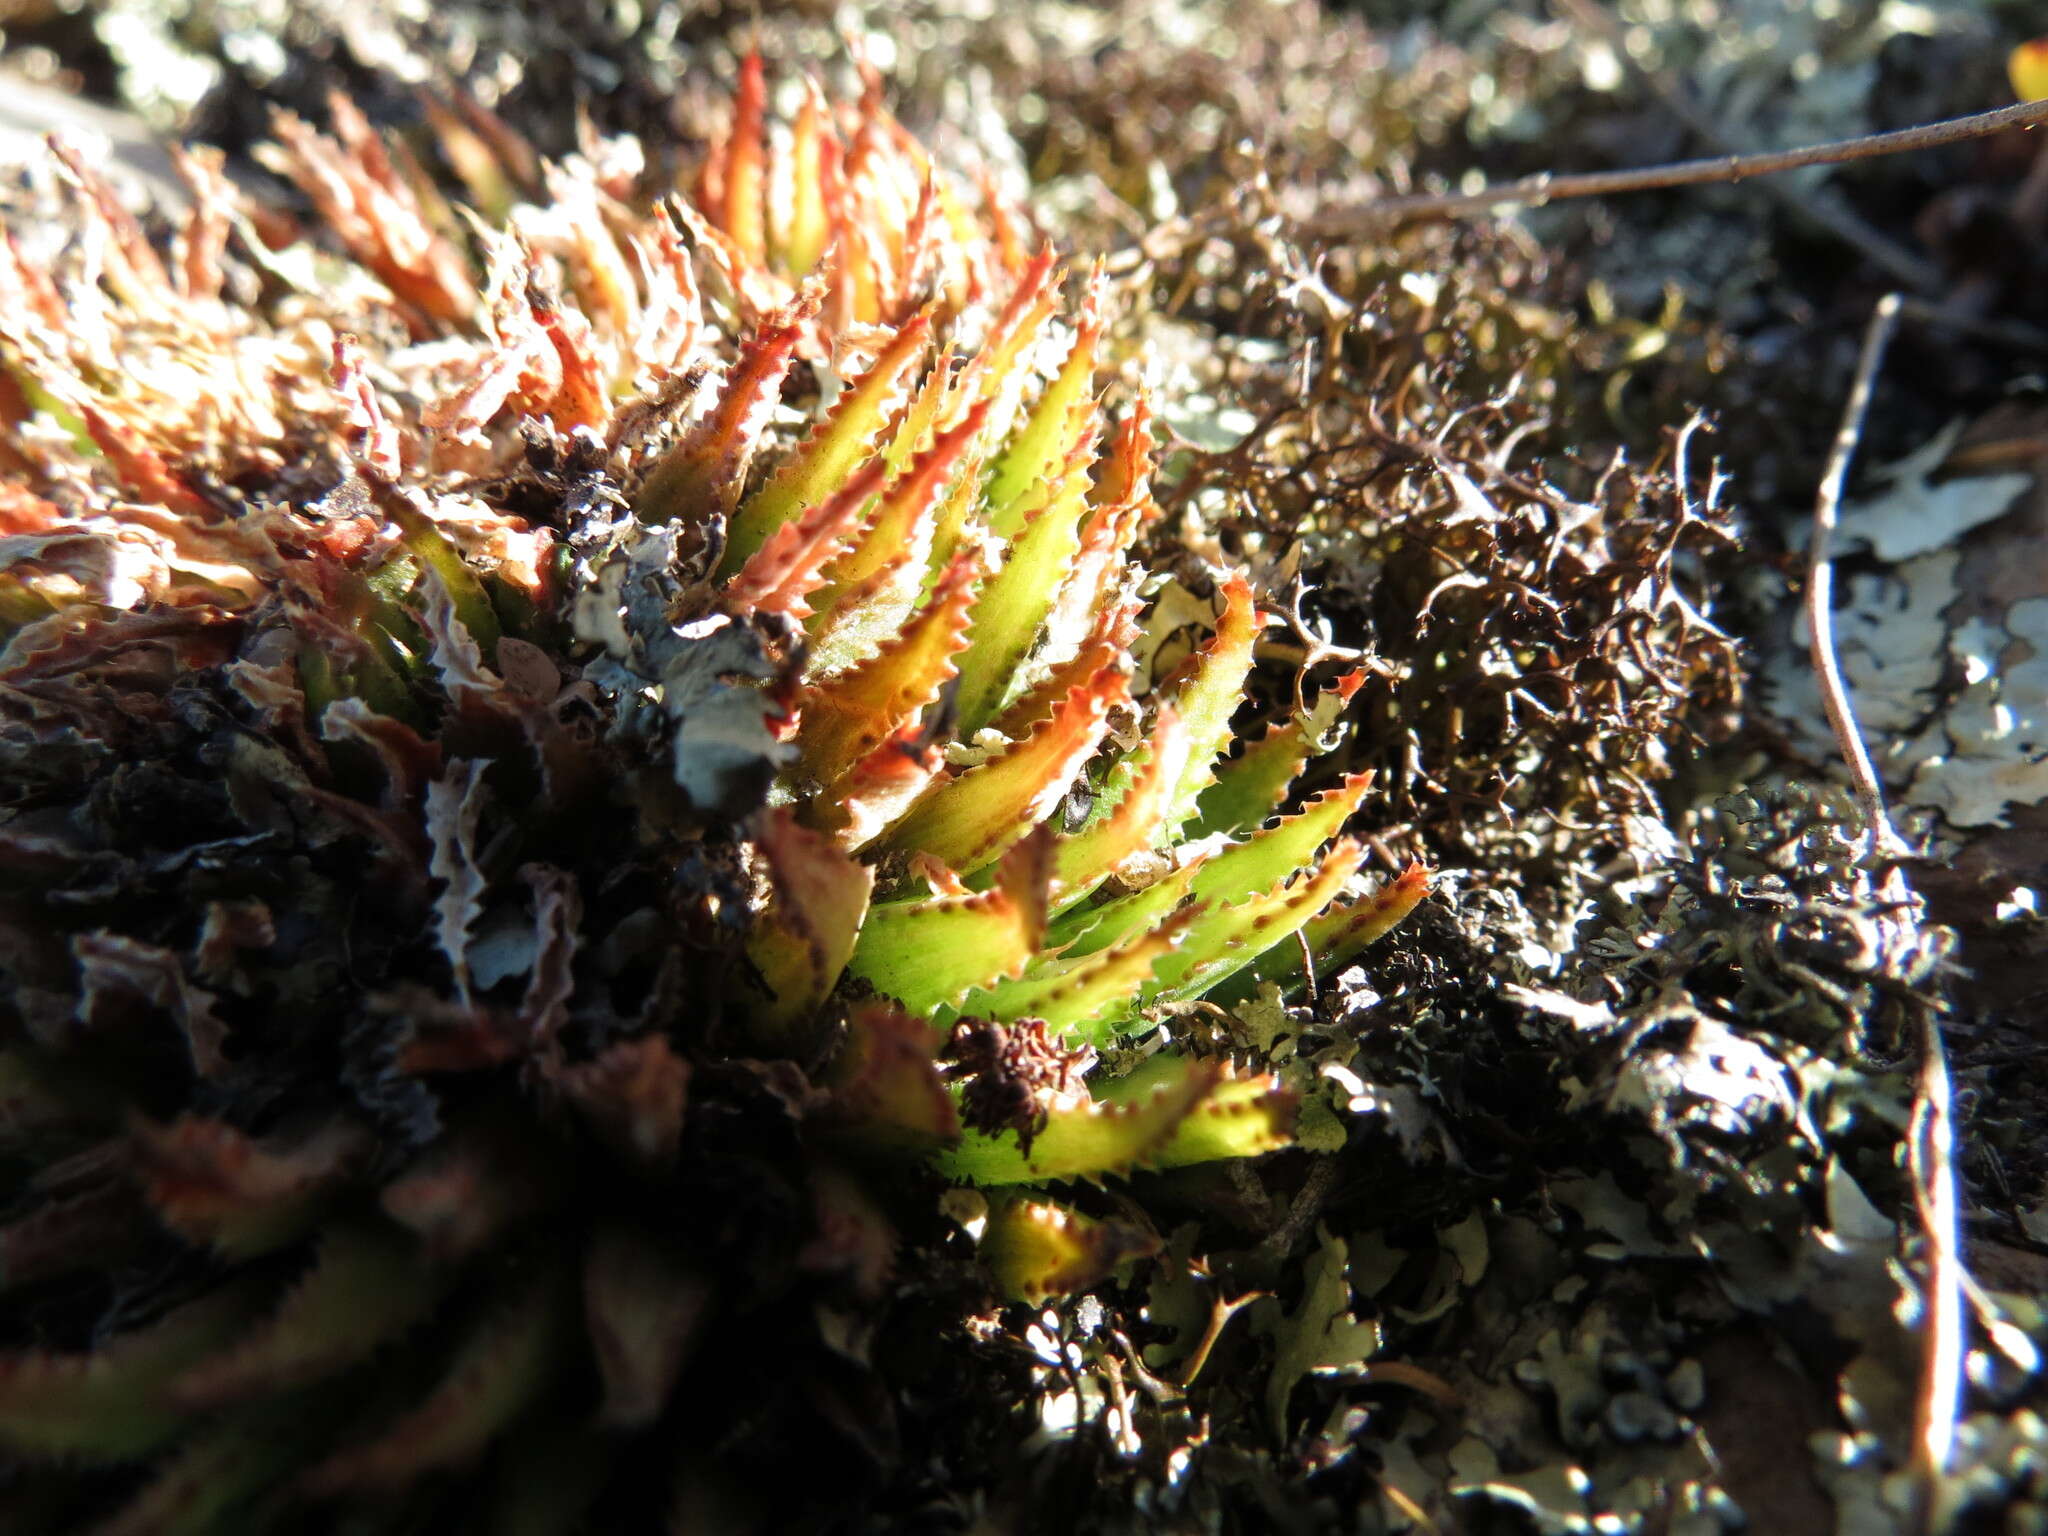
[{"xmin": 1, "ymin": 3, "xmax": 2043, "ymax": 1534}]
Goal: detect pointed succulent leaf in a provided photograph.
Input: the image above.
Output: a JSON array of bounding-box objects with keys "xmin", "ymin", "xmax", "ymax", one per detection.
[
  {"xmin": 798, "ymin": 550, "xmax": 979, "ymax": 787},
  {"xmin": 1155, "ymin": 574, "xmax": 1262, "ymax": 835},
  {"xmin": 1216, "ymin": 862, "xmax": 1429, "ymax": 1002},
  {"xmin": 1049, "ymin": 856, "xmax": 1205, "ymax": 965},
  {"xmin": 721, "ymin": 310, "xmax": 932, "ymax": 571},
  {"xmin": 962, "ymin": 907, "xmax": 1194, "ymax": 1038},
  {"xmin": 1049, "ymin": 704, "xmax": 1188, "ymax": 909},
  {"xmin": 985, "ymin": 591, "xmax": 1135, "ymax": 743},
  {"xmin": 745, "ymin": 809, "xmax": 874, "ymax": 1032},
  {"xmin": 845, "ymin": 831, "xmax": 1052, "ymax": 1010},
  {"xmin": 945, "ymin": 246, "xmax": 1058, "ymax": 442},
  {"xmin": 302, "ymin": 1264, "xmax": 567, "ymax": 1495},
  {"xmin": 814, "ymin": 727, "xmax": 947, "ymax": 849},
  {"xmin": 130, "ymin": 1116, "xmax": 371, "ymax": 1260},
  {"xmin": 781, "ymin": 77, "xmax": 836, "ymax": 276},
  {"xmin": 949, "ymin": 454, "xmax": 1094, "ymax": 733},
  {"xmin": 980, "ymin": 1197, "xmax": 1160, "ymax": 1304},
  {"xmin": 1193, "ymin": 668, "xmax": 1366, "ymax": 838},
  {"xmin": 1150, "ymin": 838, "xmax": 1370, "ymax": 1006},
  {"xmin": 722, "ymin": 454, "xmax": 891, "ymax": 620},
  {"xmin": 583, "ymin": 1225, "xmax": 713, "ymax": 1428},
  {"xmin": 720, "ymin": 52, "xmax": 770, "ymax": 268},
  {"xmin": 935, "ymin": 1054, "xmax": 1231, "ymax": 1185},
  {"xmin": 0, "ymin": 1286, "xmax": 254, "ymax": 1461},
  {"xmin": 983, "ymin": 297, "xmax": 1104, "ymax": 540},
  {"xmin": 876, "ymin": 667, "xmax": 1125, "ymax": 874},
  {"xmin": 823, "ymin": 1001, "xmax": 961, "ymax": 1149},
  {"xmin": 389, "ymin": 499, "xmax": 501, "ymax": 657},
  {"xmin": 171, "ymin": 1222, "xmax": 441, "ymax": 1409},
  {"xmin": 805, "ymin": 399, "xmax": 990, "ymax": 669},
  {"xmin": 1095, "ymin": 1053, "xmax": 1300, "ymax": 1169},
  {"xmin": 635, "ymin": 291, "xmax": 815, "ymax": 523},
  {"xmin": 1188, "ymin": 770, "xmax": 1373, "ymax": 910}
]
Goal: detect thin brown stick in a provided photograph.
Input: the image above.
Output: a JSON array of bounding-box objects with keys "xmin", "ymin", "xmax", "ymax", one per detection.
[
  {"xmin": 1807, "ymin": 296, "xmax": 1963, "ymax": 1523},
  {"xmin": 1807, "ymin": 291, "xmax": 1910, "ymax": 860},
  {"xmin": 1306, "ymin": 98, "xmax": 2048, "ymax": 232},
  {"xmin": 1909, "ymin": 999, "xmax": 1964, "ymax": 1531},
  {"xmin": 1547, "ymin": 0, "xmax": 1942, "ymax": 293}
]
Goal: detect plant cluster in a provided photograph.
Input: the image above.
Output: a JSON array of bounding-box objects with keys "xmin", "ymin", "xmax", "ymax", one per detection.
[
  {"xmin": 6, "ymin": 3, "xmax": 2010, "ymax": 1534},
  {"xmin": 0, "ymin": 50, "xmax": 1431, "ymax": 1533}
]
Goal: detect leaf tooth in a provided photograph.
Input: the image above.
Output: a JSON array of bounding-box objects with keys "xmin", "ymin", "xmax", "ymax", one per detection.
[{"xmin": 877, "ymin": 664, "xmax": 1127, "ymax": 875}]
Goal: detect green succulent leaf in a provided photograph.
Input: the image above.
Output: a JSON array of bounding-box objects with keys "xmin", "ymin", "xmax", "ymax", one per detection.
[
  {"xmin": 302, "ymin": 1262, "xmax": 567, "ymax": 1495},
  {"xmin": 0, "ymin": 1286, "xmax": 257, "ymax": 1462},
  {"xmin": 1214, "ymin": 862, "xmax": 1430, "ymax": 1002},
  {"xmin": 949, "ymin": 459, "xmax": 1097, "ymax": 734},
  {"xmin": 1154, "ymin": 573, "xmax": 1262, "ymax": 835},
  {"xmin": 876, "ymin": 670, "xmax": 1124, "ymax": 873},
  {"xmin": 1193, "ymin": 667, "xmax": 1365, "ymax": 839},
  {"xmin": 936, "ymin": 1054, "xmax": 1291, "ymax": 1185},
  {"xmin": 980, "ymin": 1195, "xmax": 1160, "ymax": 1304},
  {"xmin": 982, "ymin": 300, "xmax": 1103, "ymax": 540},
  {"xmin": 846, "ymin": 831, "xmax": 1052, "ymax": 1010},
  {"xmin": 170, "ymin": 1222, "xmax": 442, "ymax": 1410},
  {"xmin": 722, "ymin": 310, "xmax": 932, "ymax": 571}
]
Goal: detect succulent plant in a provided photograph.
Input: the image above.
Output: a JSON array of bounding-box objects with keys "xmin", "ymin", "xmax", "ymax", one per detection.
[{"xmin": 0, "ymin": 55, "xmax": 1420, "ymax": 1533}]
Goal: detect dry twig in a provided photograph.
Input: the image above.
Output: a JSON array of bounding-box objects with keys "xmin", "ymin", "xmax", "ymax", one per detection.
[
  {"xmin": 1806, "ymin": 293, "xmax": 1963, "ymax": 1531},
  {"xmin": 1805, "ymin": 291, "xmax": 1909, "ymax": 862},
  {"xmin": 1307, "ymin": 99, "xmax": 2048, "ymax": 232}
]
